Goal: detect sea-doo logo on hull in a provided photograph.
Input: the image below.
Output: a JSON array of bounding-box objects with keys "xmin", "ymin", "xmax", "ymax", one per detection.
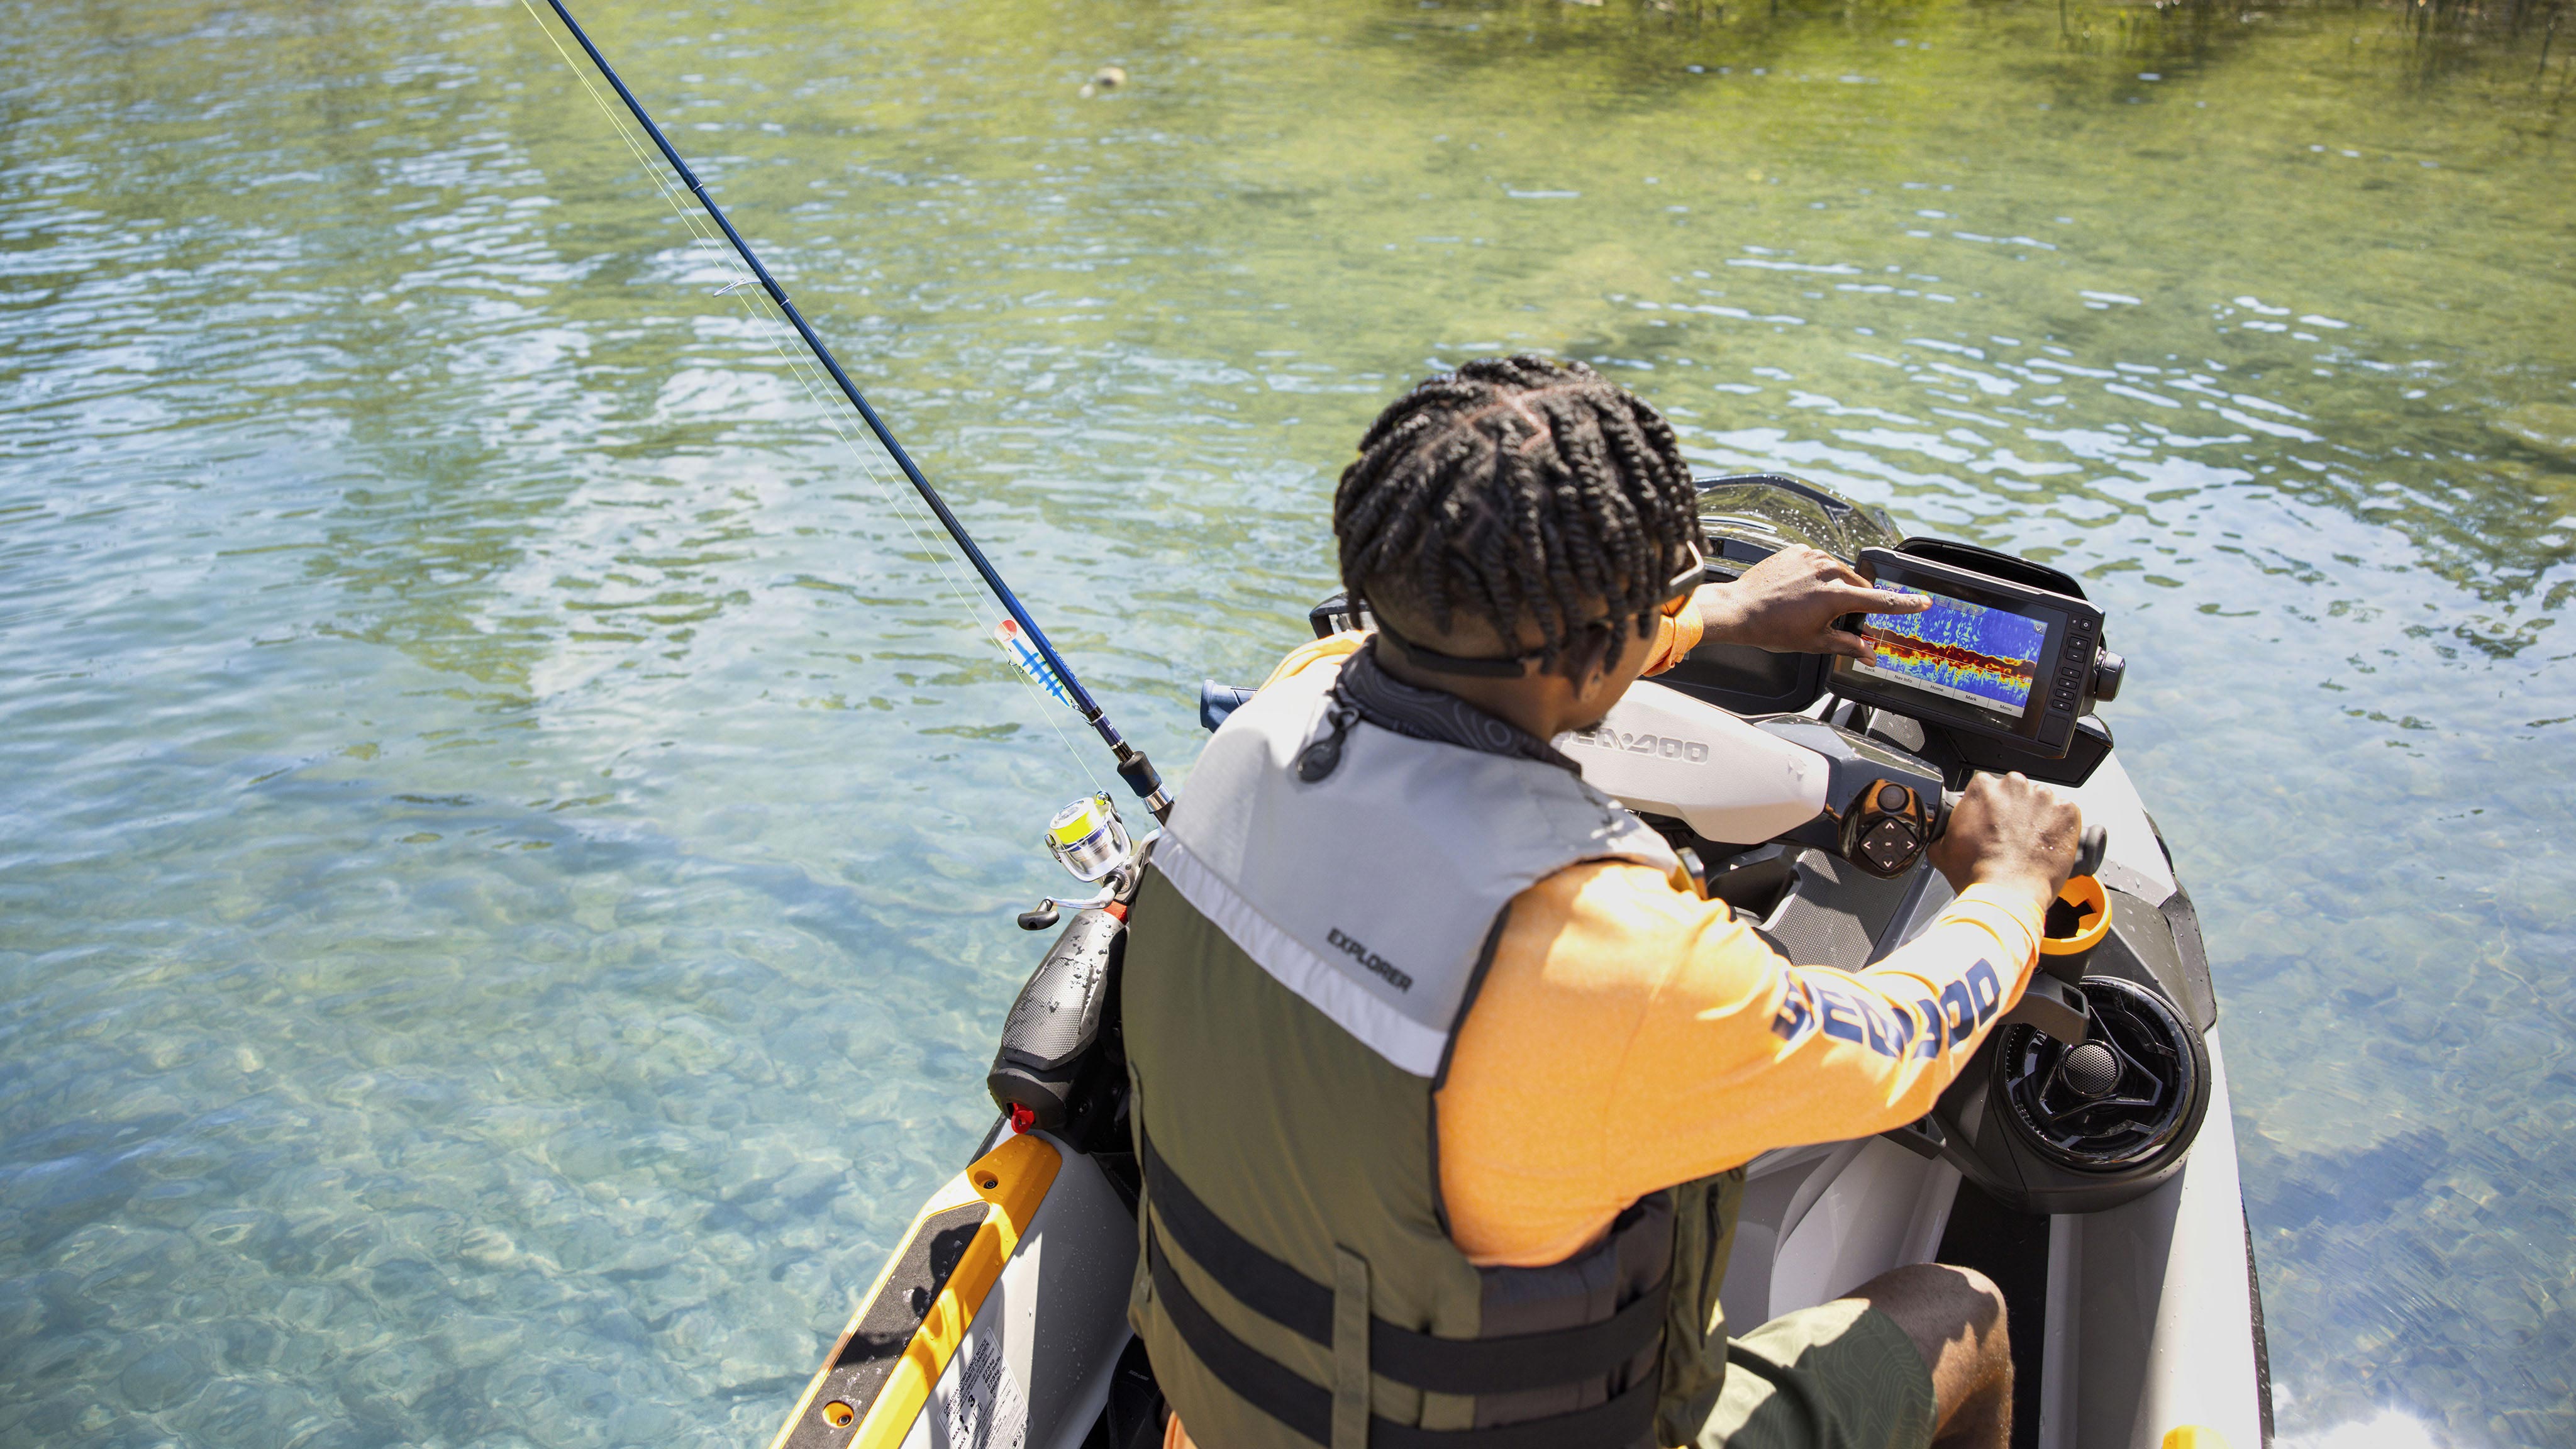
[
  {"xmin": 1567, "ymin": 728, "xmax": 1710, "ymax": 763},
  {"xmin": 1326, "ymin": 928, "xmax": 1413, "ymax": 992}
]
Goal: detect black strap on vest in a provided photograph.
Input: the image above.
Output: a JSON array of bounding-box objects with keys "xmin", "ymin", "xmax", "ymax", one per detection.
[
  {"xmin": 1149, "ymin": 1230, "xmax": 1661, "ymax": 1449},
  {"xmin": 1141, "ymin": 1131, "xmax": 1670, "ymax": 1400}
]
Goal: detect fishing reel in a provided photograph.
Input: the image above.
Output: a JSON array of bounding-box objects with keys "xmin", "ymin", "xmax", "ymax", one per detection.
[
  {"xmin": 1017, "ymin": 794, "xmax": 1141, "ymax": 931},
  {"xmin": 991, "ymin": 794, "xmax": 1143, "ymax": 1146}
]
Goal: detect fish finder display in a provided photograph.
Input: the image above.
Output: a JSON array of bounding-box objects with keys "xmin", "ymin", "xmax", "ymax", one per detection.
[{"xmin": 1848, "ymin": 584, "xmax": 2046, "ymax": 714}]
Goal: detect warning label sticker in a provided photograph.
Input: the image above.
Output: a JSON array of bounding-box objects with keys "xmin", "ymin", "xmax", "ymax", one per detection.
[{"xmin": 942, "ymin": 1331, "xmax": 1028, "ymax": 1449}]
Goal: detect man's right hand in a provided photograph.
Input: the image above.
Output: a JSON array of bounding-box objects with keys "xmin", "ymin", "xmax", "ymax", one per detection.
[
  {"xmin": 1928, "ymin": 772, "xmax": 2082, "ymax": 919},
  {"xmin": 1692, "ymin": 545, "xmax": 1929, "ymax": 659}
]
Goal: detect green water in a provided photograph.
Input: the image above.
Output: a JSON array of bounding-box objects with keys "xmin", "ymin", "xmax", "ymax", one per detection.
[{"xmin": 3, "ymin": 0, "xmax": 2571, "ymax": 1444}]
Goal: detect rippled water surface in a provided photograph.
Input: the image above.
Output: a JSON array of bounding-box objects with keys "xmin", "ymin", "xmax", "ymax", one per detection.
[{"xmin": 4, "ymin": 0, "xmax": 2572, "ymax": 1444}]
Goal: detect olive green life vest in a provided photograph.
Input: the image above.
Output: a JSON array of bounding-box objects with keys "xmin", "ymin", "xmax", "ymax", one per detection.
[{"xmin": 1123, "ymin": 651, "xmax": 1745, "ymax": 1449}]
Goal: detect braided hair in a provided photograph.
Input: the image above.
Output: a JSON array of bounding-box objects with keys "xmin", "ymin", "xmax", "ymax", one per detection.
[{"xmin": 1335, "ymin": 355, "xmax": 1701, "ymax": 677}]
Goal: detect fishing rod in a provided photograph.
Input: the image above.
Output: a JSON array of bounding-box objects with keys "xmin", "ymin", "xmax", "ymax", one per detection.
[{"xmin": 533, "ymin": 0, "xmax": 1170, "ymax": 824}]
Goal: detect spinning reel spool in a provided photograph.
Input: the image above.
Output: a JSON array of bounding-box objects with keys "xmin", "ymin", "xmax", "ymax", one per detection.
[{"xmin": 1018, "ymin": 794, "xmax": 1140, "ymax": 931}]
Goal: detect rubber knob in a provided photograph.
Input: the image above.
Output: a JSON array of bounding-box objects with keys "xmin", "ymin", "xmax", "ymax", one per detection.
[
  {"xmin": 1199, "ymin": 681, "xmax": 1257, "ymax": 732},
  {"xmin": 2072, "ymin": 825, "xmax": 2108, "ymax": 880},
  {"xmin": 2090, "ymin": 650, "xmax": 2125, "ymax": 703},
  {"xmin": 1016, "ymin": 902, "xmax": 1062, "ymax": 931}
]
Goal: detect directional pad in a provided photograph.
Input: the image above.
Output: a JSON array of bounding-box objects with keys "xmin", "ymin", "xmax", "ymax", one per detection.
[
  {"xmin": 1858, "ymin": 816, "xmax": 1921, "ymax": 875},
  {"xmin": 1840, "ymin": 777, "xmax": 1933, "ymax": 879}
]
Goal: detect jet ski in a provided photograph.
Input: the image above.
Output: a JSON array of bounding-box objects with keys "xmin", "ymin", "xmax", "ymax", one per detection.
[{"xmin": 763, "ymin": 473, "xmax": 2274, "ymax": 1449}]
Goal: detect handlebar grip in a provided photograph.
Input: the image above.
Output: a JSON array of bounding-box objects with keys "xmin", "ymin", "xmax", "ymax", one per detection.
[
  {"xmin": 2072, "ymin": 825, "xmax": 2108, "ymax": 880},
  {"xmin": 1931, "ymin": 793, "xmax": 2107, "ymax": 877}
]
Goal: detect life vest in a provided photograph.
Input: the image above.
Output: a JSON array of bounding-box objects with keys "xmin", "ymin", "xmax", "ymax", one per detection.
[{"xmin": 1123, "ymin": 647, "xmax": 1739, "ymax": 1449}]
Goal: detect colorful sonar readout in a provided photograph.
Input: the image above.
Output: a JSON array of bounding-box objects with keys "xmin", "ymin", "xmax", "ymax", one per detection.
[{"xmin": 1850, "ymin": 584, "xmax": 2046, "ymax": 714}]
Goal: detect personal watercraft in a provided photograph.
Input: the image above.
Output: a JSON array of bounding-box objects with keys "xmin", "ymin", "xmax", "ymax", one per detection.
[
  {"xmin": 482, "ymin": 26, "xmax": 2253, "ymax": 1449},
  {"xmin": 763, "ymin": 474, "xmax": 2273, "ymax": 1449}
]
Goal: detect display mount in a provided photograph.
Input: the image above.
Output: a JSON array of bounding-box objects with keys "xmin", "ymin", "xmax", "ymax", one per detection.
[{"xmin": 1829, "ymin": 547, "xmax": 2122, "ymax": 760}]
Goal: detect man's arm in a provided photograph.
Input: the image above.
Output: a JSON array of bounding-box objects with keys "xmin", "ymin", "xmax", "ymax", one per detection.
[
  {"xmin": 1437, "ymin": 774, "xmax": 2075, "ymax": 1269},
  {"xmin": 1436, "ymin": 866, "xmax": 2040, "ymax": 1267},
  {"xmin": 1691, "ymin": 544, "xmax": 1929, "ymax": 659}
]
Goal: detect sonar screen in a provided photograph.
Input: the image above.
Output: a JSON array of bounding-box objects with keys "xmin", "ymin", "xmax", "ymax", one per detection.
[
  {"xmin": 1829, "ymin": 545, "xmax": 2112, "ymax": 759},
  {"xmin": 1847, "ymin": 584, "xmax": 2046, "ymax": 714}
]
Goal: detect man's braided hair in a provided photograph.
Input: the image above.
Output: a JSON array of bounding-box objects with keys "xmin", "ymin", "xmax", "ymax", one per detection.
[{"xmin": 1335, "ymin": 355, "xmax": 1701, "ymax": 678}]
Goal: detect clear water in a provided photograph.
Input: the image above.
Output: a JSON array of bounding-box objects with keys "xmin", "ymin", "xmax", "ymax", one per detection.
[{"xmin": 3, "ymin": 0, "xmax": 2570, "ymax": 1445}]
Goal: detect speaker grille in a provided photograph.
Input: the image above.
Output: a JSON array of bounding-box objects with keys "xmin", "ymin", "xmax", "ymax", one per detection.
[{"xmin": 1993, "ymin": 976, "xmax": 2205, "ymax": 1173}]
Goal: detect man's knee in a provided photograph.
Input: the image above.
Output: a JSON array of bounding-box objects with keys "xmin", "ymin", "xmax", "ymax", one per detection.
[
  {"xmin": 1847, "ymin": 1262, "xmax": 2009, "ymax": 1370},
  {"xmin": 1935, "ymin": 1265, "xmax": 2007, "ymax": 1334},
  {"xmin": 1854, "ymin": 1262, "xmax": 2002, "ymax": 1318}
]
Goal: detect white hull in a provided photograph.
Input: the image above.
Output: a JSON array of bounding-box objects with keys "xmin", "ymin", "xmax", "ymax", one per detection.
[{"xmin": 1728, "ymin": 1029, "xmax": 2267, "ymax": 1449}]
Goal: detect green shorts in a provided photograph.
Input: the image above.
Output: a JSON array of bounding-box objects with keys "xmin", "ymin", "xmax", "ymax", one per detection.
[{"xmin": 1680, "ymin": 1299, "xmax": 1936, "ymax": 1449}]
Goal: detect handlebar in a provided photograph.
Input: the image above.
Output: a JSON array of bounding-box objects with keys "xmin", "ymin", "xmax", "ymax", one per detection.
[
  {"xmin": 1931, "ymin": 792, "xmax": 2107, "ymax": 881},
  {"xmin": 2072, "ymin": 824, "xmax": 2108, "ymax": 879}
]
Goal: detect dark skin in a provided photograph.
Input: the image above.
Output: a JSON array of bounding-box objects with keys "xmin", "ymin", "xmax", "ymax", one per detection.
[
  {"xmin": 1377, "ymin": 544, "xmax": 2079, "ymax": 1449},
  {"xmin": 1373, "ymin": 544, "xmax": 1929, "ymax": 741},
  {"xmin": 1845, "ymin": 1263, "xmax": 2017, "ymax": 1449},
  {"xmin": 1697, "ymin": 543, "xmax": 1933, "ymax": 662}
]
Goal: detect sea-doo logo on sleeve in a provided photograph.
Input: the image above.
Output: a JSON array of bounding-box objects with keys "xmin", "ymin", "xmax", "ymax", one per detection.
[
  {"xmin": 1566, "ymin": 728, "xmax": 1710, "ymax": 763},
  {"xmin": 1326, "ymin": 927, "xmax": 1414, "ymax": 992}
]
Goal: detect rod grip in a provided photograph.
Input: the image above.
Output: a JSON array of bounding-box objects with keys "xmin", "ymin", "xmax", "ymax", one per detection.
[{"xmin": 1115, "ymin": 748, "xmax": 1168, "ymax": 821}]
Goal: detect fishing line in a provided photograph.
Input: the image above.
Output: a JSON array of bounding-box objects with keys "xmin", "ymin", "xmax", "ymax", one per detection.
[
  {"xmin": 510, "ymin": 0, "xmax": 1109, "ymax": 797},
  {"xmin": 511, "ymin": 0, "xmax": 1167, "ymax": 813}
]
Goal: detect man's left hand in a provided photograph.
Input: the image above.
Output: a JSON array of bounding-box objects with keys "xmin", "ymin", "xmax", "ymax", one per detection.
[{"xmin": 1692, "ymin": 545, "xmax": 1929, "ymax": 658}]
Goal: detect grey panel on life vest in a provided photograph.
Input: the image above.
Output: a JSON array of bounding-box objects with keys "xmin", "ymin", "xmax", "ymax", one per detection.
[{"xmin": 1161, "ymin": 658, "xmax": 1675, "ymax": 1076}]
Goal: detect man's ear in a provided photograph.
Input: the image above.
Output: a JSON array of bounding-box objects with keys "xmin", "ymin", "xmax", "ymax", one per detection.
[
  {"xmin": 1576, "ymin": 613, "xmax": 1655, "ymax": 684},
  {"xmin": 1558, "ymin": 626, "xmax": 1621, "ymax": 693}
]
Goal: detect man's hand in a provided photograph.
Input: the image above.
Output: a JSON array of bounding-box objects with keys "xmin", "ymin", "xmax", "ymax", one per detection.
[
  {"xmin": 1692, "ymin": 546, "xmax": 1929, "ymax": 658},
  {"xmin": 1928, "ymin": 772, "xmax": 2082, "ymax": 920}
]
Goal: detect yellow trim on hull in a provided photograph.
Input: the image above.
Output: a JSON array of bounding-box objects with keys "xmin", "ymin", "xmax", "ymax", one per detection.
[{"xmin": 767, "ymin": 1132, "xmax": 1063, "ymax": 1449}]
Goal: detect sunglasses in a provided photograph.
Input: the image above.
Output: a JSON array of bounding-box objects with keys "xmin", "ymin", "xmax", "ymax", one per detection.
[
  {"xmin": 1379, "ymin": 540, "xmax": 1709, "ymax": 679},
  {"xmin": 1658, "ymin": 538, "xmax": 1709, "ymax": 618}
]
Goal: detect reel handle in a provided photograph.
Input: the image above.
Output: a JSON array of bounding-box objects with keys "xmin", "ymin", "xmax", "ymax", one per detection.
[{"xmin": 1016, "ymin": 868, "xmax": 1133, "ymax": 931}]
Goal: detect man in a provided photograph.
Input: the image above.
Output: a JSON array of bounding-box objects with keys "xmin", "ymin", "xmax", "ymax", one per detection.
[{"xmin": 1122, "ymin": 357, "xmax": 2079, "ymax": 1449}]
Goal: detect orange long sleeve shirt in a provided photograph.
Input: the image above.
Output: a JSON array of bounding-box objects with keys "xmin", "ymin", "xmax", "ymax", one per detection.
[{"xmin": 1253, "ymin": 619, "xmax": 2043, "ymax": 1267}]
